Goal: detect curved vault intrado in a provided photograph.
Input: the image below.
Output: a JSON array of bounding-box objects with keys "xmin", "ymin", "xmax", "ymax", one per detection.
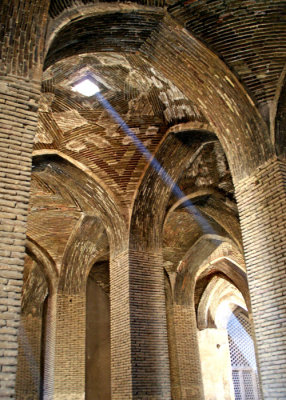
[
  {"xmin": 46, "ymin": 0, "xmax": 286, "ymax": 127},
  {"xmin": 44, "ymin": 5, "xmax": 273, "ymax": 182},
  {"xmin": 129, "ymin": 130, "xmax": 217, "ymax": 250},
  {"xmin": 165, "ymin": 194, "xmax": 242, "ymax": 253},
  {"xmin": 26, "ymin": 236, "xmax": 58, "ymax": 294},
  {"xmin": 197, "ymin": 275, "xmax": 247, "ymax": 330},
  {"xmin": 173, "ymin": 239, "xmax": 247, "ymax": 306},
  {"xmin": 21, "ymin": 253, "xmax": 49, "ymax": 318},
  {"xmin": 58, "ymin": 214, "xmax": 109, "ymax": 294},
  {"xmin": 31, "ymin": 153, "xmax": 127, "ymax": 255},
  {"xmin": 22, "ymin": 238, "xmax": 58, "ymax": 317}
]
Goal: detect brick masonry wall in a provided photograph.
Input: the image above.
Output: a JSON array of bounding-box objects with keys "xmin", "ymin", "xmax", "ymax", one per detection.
[
  {"xmin": 165, "ymin": 277, "xmax": 182, "ymax": 400},
  {"xmin": 173, "ymin": 305, "xmax": 204, "ymax": 400},
  {"xmin": 0, "ymin": 0, "xmax": 49, "ymax": 80},
  {"xmin": 53, "ymin": 294, "xmax": 85, "ymax": 400},
  {"xmin": 110, "ymin": 250, "xmax": 132, "ymax": 399},
  {"xmin": 110, "ymin": 249, "xmax": 171, "ymax": 399},
  {"xmin": 0, "ymin": 76, "xmax": 42, "ymax": 399},
  {"xmin": 0, "ymin": 2, "xmax": 49, "ymax": 396},
  {"xmin": 129, "ymin": 249, "xmax": 171, "ymax": 399},
  {"xmin": 235, "ymin": 157, "xmax": 286, "ymax": 400},
  {"xmin": 43, "ymin": 294, "xmax": 57, "ymax": 400},
  {"xmin": 15, "ymin": 316, "xmax": 42, "ymax": 400}
]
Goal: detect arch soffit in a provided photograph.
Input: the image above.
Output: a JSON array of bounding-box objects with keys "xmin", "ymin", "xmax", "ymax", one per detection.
[
  {"xmin": 197, "ymin": 275, "xmax": 246, "ymax": 330},
  {"xmin": 26, "ymin": 236, "xmax": 58, "ymax": 294},
  {"xmin": 165, "ymin": 192, "xmax": 242, "ymax": 252},
  {"xmin": 173, "ymin": 238, "xmax": 246, "ymax": 304},
  {"xmin": 129, "ymin": 124, "xmax": 217, "ymax": 249},
  {"xmin": 129, "ymin": 129, "xmax": 218, "ymax": 250},
  {"xmin": 131, "ymin": 121, "xmax": 214, "ymax": 213},
  {"xmin": 58, "ymin": 214, "xmax": 109, "ymax": 294},
  {"xmin": 44, "ymin": 8, "xmax": 272, "ymax": 182},
  {"xmin": 45, "ymin": 3, "xmax": 165, "ymax": 54},
  {"xmin": 32, "ymin": 149, "xmax": 127, "ymax": 217},
  {"xmin": 32, "ymin": 150, "xmax": 128, "ymax": 246}
]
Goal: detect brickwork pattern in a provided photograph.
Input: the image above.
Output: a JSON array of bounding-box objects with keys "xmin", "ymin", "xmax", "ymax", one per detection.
[
  {"xmin": 48, "ymin": 0, "xmax": 164, "ymax": 19},
  {"xmin": 0, "ymin": 76, "xmax": 41, "ymax": 398},
  {"xmin": 53, "ymin": 294, "xmax": 85, "ymax": 400},
  {"xmin": 0, "ymin": 0, "xmax": 49, "ymax": 80},
  {"xmin": 140, "ymin": 17, "xmax": 272, "ymax": 181},
  {"xmin": 173, "ymin": 305, "xmax": 204, "ymax": 400},
  {"xmin": 165, "ymin": 278, "xmax": 181, "ymax": 400},
  {"xmin": 236, "ymin": 157, "xmax": 286, "ymax": 399},
  {"xmin": 43, "ymin": 295, "xmax": 57, "ymax": 400},
  {"xmin": 110, "ymin": 251, "xmax": 132, "ymax": 399},
  {"xmin": 15, "ymin": 316, "xmax": 42, "ymax": 400},
  {"xmin": 129, "ymin": 249, "xmax": 171, "ymax": 398},
  {"xmin": 110, "ymin": 249, "xmax": 171, "ymax": 399},
  {"xmin": 0, "ymin": 6, "xmax": 49, "ymax": 393},
  {"xmin": 0, "ymin": 2, "xmax": 285, "ymax": 400},
  {"xmin": 168, "ymin": 1, "xmax": 286, "ymax": 118}
]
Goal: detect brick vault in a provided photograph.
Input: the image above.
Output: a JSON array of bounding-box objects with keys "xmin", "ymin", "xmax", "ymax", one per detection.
[{"xmin": 0, "ymin": 1, "xmax": 285, "ymax": 399}]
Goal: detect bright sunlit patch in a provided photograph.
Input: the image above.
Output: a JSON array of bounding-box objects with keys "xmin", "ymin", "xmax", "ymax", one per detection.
[{"xmin": 72, "ymin": 78, "xmax": 100, "ymax": 96}]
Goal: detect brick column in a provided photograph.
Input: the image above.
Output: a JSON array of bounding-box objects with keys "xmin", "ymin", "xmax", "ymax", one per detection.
[
  {"xmin": 165, "ymin": 282, "xmax": 182, "ymax": 400},
  {"xmin": 173, "ymin": 304, "xmax": 204, "ymax": 400},
  {"xmin": 15, "ymin": 315, "xmax": 43, "ymax": 400},
  {"xmin": 43, "ymin": 294, "xmax": 57, "ymax": 400},
  {"xmin": 110, "ymin": 249, "xmax": 171, "ymax": 399},
  {"xmin": 0, "ymin": 1, "xmax": 49, "ymax": 396},
  {"xmin": 0, "ymin": 77, "xmax": 42, "ymax": 398},
  {"xmin": 235, "ymin": 157, "xmax": 286, "ymax": 399},
  {"xmin": 53, "ymin": 294, "xmax": 86, "ymax": 400},
  {"xmin": 110, "ymin": 250, "xmax": 132, "ymax": 399}
]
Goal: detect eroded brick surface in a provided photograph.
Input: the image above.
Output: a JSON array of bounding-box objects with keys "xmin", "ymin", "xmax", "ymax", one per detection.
[
  {"xmin": 236, "ymin": 157, "xmax": 286, "ymax": 399},
  {"xmin": 0, "ymin": 1, "xmax": 285, "ymax": 399}
]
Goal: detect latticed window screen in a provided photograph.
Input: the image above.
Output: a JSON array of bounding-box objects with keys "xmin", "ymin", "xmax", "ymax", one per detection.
[{"xmin": 227, "ymin": 309, "xmax": 261, "ymax": 400}]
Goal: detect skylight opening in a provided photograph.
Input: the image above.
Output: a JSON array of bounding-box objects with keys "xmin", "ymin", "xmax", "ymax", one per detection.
[{"xmin": 72, "ymin": 77, "xmax": 100, "ymax": 97}]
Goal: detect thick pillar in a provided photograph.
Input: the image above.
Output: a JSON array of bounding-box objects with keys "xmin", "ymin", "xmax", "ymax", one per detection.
[
  {"xmin": 0, "ymin": 77, "xmax": 42, "ymax": 398},
  {"xmin": 15, "ymin": 315, "xmax": 43, "ymax": 400},
  {"xmin": 43, "ymin": 294, "xmax": 57, "ymax": 400},
  {"xmin": 53, "ymin": 293, "xmax": 86, "ymax": 400},
  {"xmin": 0, "ymin": 1, "xmax": 49, "ymax": 397},
  {"xmin": 235, "ymin": 157, "xmax": 286, "ymax": 399},
  {"xmin": 110, "ymin": 249, "xmax": 171, "ymax": 399},
  {"xmin": 165, "ymin": 277, "xmax": 182, "ymax": 400},
  {"xmin": 173, "ymin": 304, "xmax": 204, "ymax": 400},
  {"xmin": 110, "ymin": 250, "xmax": 132, "ymax": 399}
]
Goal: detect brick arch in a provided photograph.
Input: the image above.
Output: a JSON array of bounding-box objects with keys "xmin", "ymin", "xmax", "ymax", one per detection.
[
  {"xmin": 139, "ymin": 16, "xmax": 273, "ymax": 182},
  {"xmin": 33, "ymin": 149, "xmax": 127, "ymax": 213},
  {"xmin": 43, "ymin": 6, "xmax": 273, "ymax": 182},
  {"xmin": 129, "ymin": 129, "xmax": 217, "ymax": 251},
  {"xmin": 32, "ymin": 152, "xmax": 128, "ymax": 254},
  {"xmin": 44, "ymin": 8, "xmax": 165, "ymax": 69},
  {"xmin": 48, "ymin": 0, "xmax": 164, "ymax": 20},
  {"xmin": 174, "ymin": 238, "xmax": 246, "ymax": 305},
  {"xmin": 16, "ymin": 242, "xmax": 57, "ymax": 400},
  {"xmin": 45, "ymin": 3, "xmax": 164, "ymax": 53},
  {"xmin": 26, "ymin": 236, "xmax": 58, "ymax": 295},
  {"xmin": 166, "ymin": 190, "xmax": 243, "ymax": 252},
  {"xmin": 197, "ymin": 275, "xmax": 246, "ymax": 330},
  {"xmin": 21, "ymin": 237, "xmax": 59, "ymax": 318},
  {"xmin": 58, "ymin": 214, "xmax": 109, "ymax": 294}
]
